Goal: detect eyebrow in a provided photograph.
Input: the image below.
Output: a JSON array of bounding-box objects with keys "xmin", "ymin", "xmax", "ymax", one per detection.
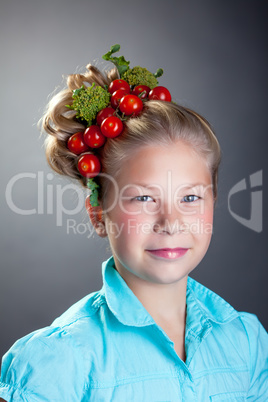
[
  {"xmin": 131, "ymin": 183, "xmax": 210, "ymax": 189},
  {"xmin": 131, "ymin": 183, "xmax": 157, "ymax": 189}
]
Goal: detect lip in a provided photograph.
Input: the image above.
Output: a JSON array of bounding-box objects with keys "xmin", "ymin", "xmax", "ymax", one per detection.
[{"xmin": 145, "ymin": 248, "xmax": 189, "ymax": 260}]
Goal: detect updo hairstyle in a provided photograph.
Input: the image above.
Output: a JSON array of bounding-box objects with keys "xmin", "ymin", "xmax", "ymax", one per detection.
[{"xmin": 41, "ymin": 63, "xmax": 221, "ymax": 206}]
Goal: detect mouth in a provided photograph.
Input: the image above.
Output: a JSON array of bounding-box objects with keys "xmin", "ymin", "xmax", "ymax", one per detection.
[{"xmin": 145, "ymin": 248, "xmax": 189, "ymax": 260}]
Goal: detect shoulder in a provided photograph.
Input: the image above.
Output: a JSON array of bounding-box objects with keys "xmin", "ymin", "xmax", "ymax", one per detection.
[
  {"xmin": 237, "ymin": 312, "xmax": 268, "ymax": 397},
  {"xmin": 237, "ymin": 310, "xmax": 267, "ymax": 333},
  {"xmin": 188, "ymin": 278, "xmax": 268, "ymax": 395},
  {"xmin": 1, "ymin": 286, "xmax": 107, "ymax": 358},
  {"xmin": 3, "ymin": 287, "xmax": 106, "ymax": 356},
  {"xmin": 187, "ymin": 277, "xmax": 267, "ymax": 347},
  {"xmin": 0, "ymin": 325, "xmax": 85, "ymax": 400},
  {"xmin": 52, "ymin": 288, "xmax": 105, "ymax": 328},
  {"xmin": 0, "ymin": 289, "xmax": 106, "ymax": 400},
  {"xmin": 236, "ymin": 311, "xmax": 268, "ymax": 357},
  {"xmin": 226, "ymin": 312, "xmax": 268, "ymax": 360}
]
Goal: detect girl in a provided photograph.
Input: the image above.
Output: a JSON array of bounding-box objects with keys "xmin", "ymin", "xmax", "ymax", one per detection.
[{"xmin": 0, "ymin": 46, "xmax": 267, "ymax": 401}]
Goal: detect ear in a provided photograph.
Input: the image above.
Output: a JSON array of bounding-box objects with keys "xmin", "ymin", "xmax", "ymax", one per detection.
[{"xmin": 85, "ymin": 196, "xmax": 107, "ymax": 238}]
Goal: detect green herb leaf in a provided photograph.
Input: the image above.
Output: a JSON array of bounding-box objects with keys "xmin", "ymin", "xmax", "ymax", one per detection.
[
  {"xmin": 110, "ymin": 44, "xmax": 120, "ymax": 54},
  {"xmin": 154, "ymin": 68, "xmax": 164, "ymax": 78},
  {"xmin": 102, "ymin": 44, "xmax": 121, "ymax": 60},
  {"xmin": 90, "ymin": 189, "xmax": 100, "ymax": 207},
  {"xmin": 87, "ymin": 178, "xmax": 99, "ymax": 191},
  {"xmin": 87, "ymin": 178, "xmax": 100, "ymax": 207},
  {"xmin": 102, "ymin": 44, "xmax": 130, "ymax": 78}
]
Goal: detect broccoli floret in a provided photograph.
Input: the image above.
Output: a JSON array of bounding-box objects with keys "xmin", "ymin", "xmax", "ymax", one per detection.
[
  {"xmin": 122, "ymin": 66, "xmax": 159, "ymax": 89},
  {"xmin": 71, "ymin": 84, "xmax": 111, "ymax": 125}
]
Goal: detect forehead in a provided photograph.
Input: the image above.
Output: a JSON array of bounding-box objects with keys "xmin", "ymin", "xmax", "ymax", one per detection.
[{"xmin": 116, "ymin": 141, "xmax": 211, "ymax": 187}]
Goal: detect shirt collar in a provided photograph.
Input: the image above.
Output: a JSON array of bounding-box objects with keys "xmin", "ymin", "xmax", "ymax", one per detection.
[
  {"xmin": 101, "ymin": 256, "xmax": 155, "ymax": 326},
  {"xmin": 186, "ymin": 277, "xmax": 239, "ymax": 326},
  {"xmin": 101, "ymin": 256, "xmax": 239, "ymax": 328}
]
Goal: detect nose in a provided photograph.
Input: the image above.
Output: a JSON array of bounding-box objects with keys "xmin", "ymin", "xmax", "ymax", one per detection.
[{"xmin": 153, "ymin": 203, "xmax": 185, "ymax": 235}]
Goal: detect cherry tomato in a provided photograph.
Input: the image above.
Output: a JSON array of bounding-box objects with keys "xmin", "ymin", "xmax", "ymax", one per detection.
[
  {"xmin": 119, "ymin": 94, "xmax": 143, "ymax": 116},
  {"xmin": 101, "ymin": 116, "xmax": 124, "ymax": 138},
  {"xmin": 96, "ymin": 107, "xmax": 115, "ymax": 126},
  {"xmin": 77, "ymin": 153, "xmax": 101, "ymax": 178},
  {"xmin": 148, "ymin": 86, "xmax": 172, "ymax": 102},
  {"xmin": 67, "ymin": 132, "xmax": 89, "ymax": 155},
  {"xmin": 108, "ymin": 79, "xmax": 131, "ymax": 94},
  {"xmin": 132, "ymin": 85, "xmax": 151, "ymax": 99},
  {"xmin": 111, "ymin": 89, "xmax": 129, "ymax": 109},
  {"xmin": 83, "ymin": 125, "xmax": 106, "ymax": 148}
]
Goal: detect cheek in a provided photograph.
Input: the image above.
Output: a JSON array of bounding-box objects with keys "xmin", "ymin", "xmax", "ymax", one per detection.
[
  {"xmin": 200, "ymin": 208, "xmax": 214, "ymax": 241},
  {"xmin": 182, "ymin": 204, "xmax": 213, "ymax": 222},
  {"xmin": 107, "ymin": 211, "xmax": 151, "ymax": 242},
  {"xmin": 201, "ymin": 205, "xmax": 214, "ymax": 224},
  {"xmin": 121, "ymin": 213, "xmax": 153, "ymax": 238},
  {"xmin": 184, "ymin": 203, "xmax": 214, "ymax": 238}
]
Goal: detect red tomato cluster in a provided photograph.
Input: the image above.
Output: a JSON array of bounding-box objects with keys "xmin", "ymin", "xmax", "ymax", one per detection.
[
  {"xmin": 67, "ymin": 129, "xmax": 103, "ymax": 178},
  {"xmin": 108, "ymin": 78, "xmax": 144, "ymax": 126},
  {"xmin": 68, "ymin": 79, "xmax": 172, "ymax": 178}
]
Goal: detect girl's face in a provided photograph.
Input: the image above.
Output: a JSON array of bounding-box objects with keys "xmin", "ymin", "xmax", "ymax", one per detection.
[{"xmin": 104, "ymin": 140, "xmax": 214, "ymax": 287}]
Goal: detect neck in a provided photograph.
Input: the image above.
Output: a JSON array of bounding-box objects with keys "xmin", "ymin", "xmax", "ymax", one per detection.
[{"xmin": 117, "ymin": 268, "xmax": 188, "ymax": 330}]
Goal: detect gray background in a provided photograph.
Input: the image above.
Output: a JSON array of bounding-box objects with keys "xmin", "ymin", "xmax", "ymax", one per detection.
[{"xmin": 0, "ymin": 0, "xmax": 267, "ymax": 358}]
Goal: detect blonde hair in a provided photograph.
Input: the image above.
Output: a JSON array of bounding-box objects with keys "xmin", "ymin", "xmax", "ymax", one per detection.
[
  {"xmin": 41, "ymin": 64, "xmax": 221, "ymax": 204},
  {"xmin": 41, "ymin": 64, "xmax": 119, "ymax": 185}
]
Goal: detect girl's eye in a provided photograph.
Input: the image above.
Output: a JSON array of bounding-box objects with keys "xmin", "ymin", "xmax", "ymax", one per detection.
[
  {"xmin": 181, "ymin": 195, "xmax": 200, "ymax": 203},
  {"xmin": 134, "ymin": 195, "xmax": 154, "ymax": 202}
]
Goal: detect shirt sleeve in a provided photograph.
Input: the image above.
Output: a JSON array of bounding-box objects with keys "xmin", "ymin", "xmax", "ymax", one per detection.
[
  {"xmin": 0, "ymin": 326, "xmax": 85, "ymax": 401},
  {"xmin": 240, "ymin": 313, "xmax": 268, "ymax": 400}
]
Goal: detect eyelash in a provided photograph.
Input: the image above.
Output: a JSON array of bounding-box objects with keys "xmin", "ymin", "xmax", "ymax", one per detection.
[
  {"xmin": 133, "ymin": 195, "xmax": 154, "ymax": 202},
  {"xmin": 181, "ymin": 195, "xmax": 201, "ymax": 203},
  {"xmin": 133, "ymin": 195, "xmax": 201, "ymax": 203}
]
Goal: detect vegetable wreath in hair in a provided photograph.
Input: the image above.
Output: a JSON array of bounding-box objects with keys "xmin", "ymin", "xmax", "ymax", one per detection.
[{"xmin": 65, "ymin": 44, "xmax": 172, "ymax": 207}]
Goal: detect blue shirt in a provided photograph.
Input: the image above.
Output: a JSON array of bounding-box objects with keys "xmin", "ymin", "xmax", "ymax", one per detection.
[{"xmin": 0, "ymin": 256, "xmax": 267, "ymax": 401}]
